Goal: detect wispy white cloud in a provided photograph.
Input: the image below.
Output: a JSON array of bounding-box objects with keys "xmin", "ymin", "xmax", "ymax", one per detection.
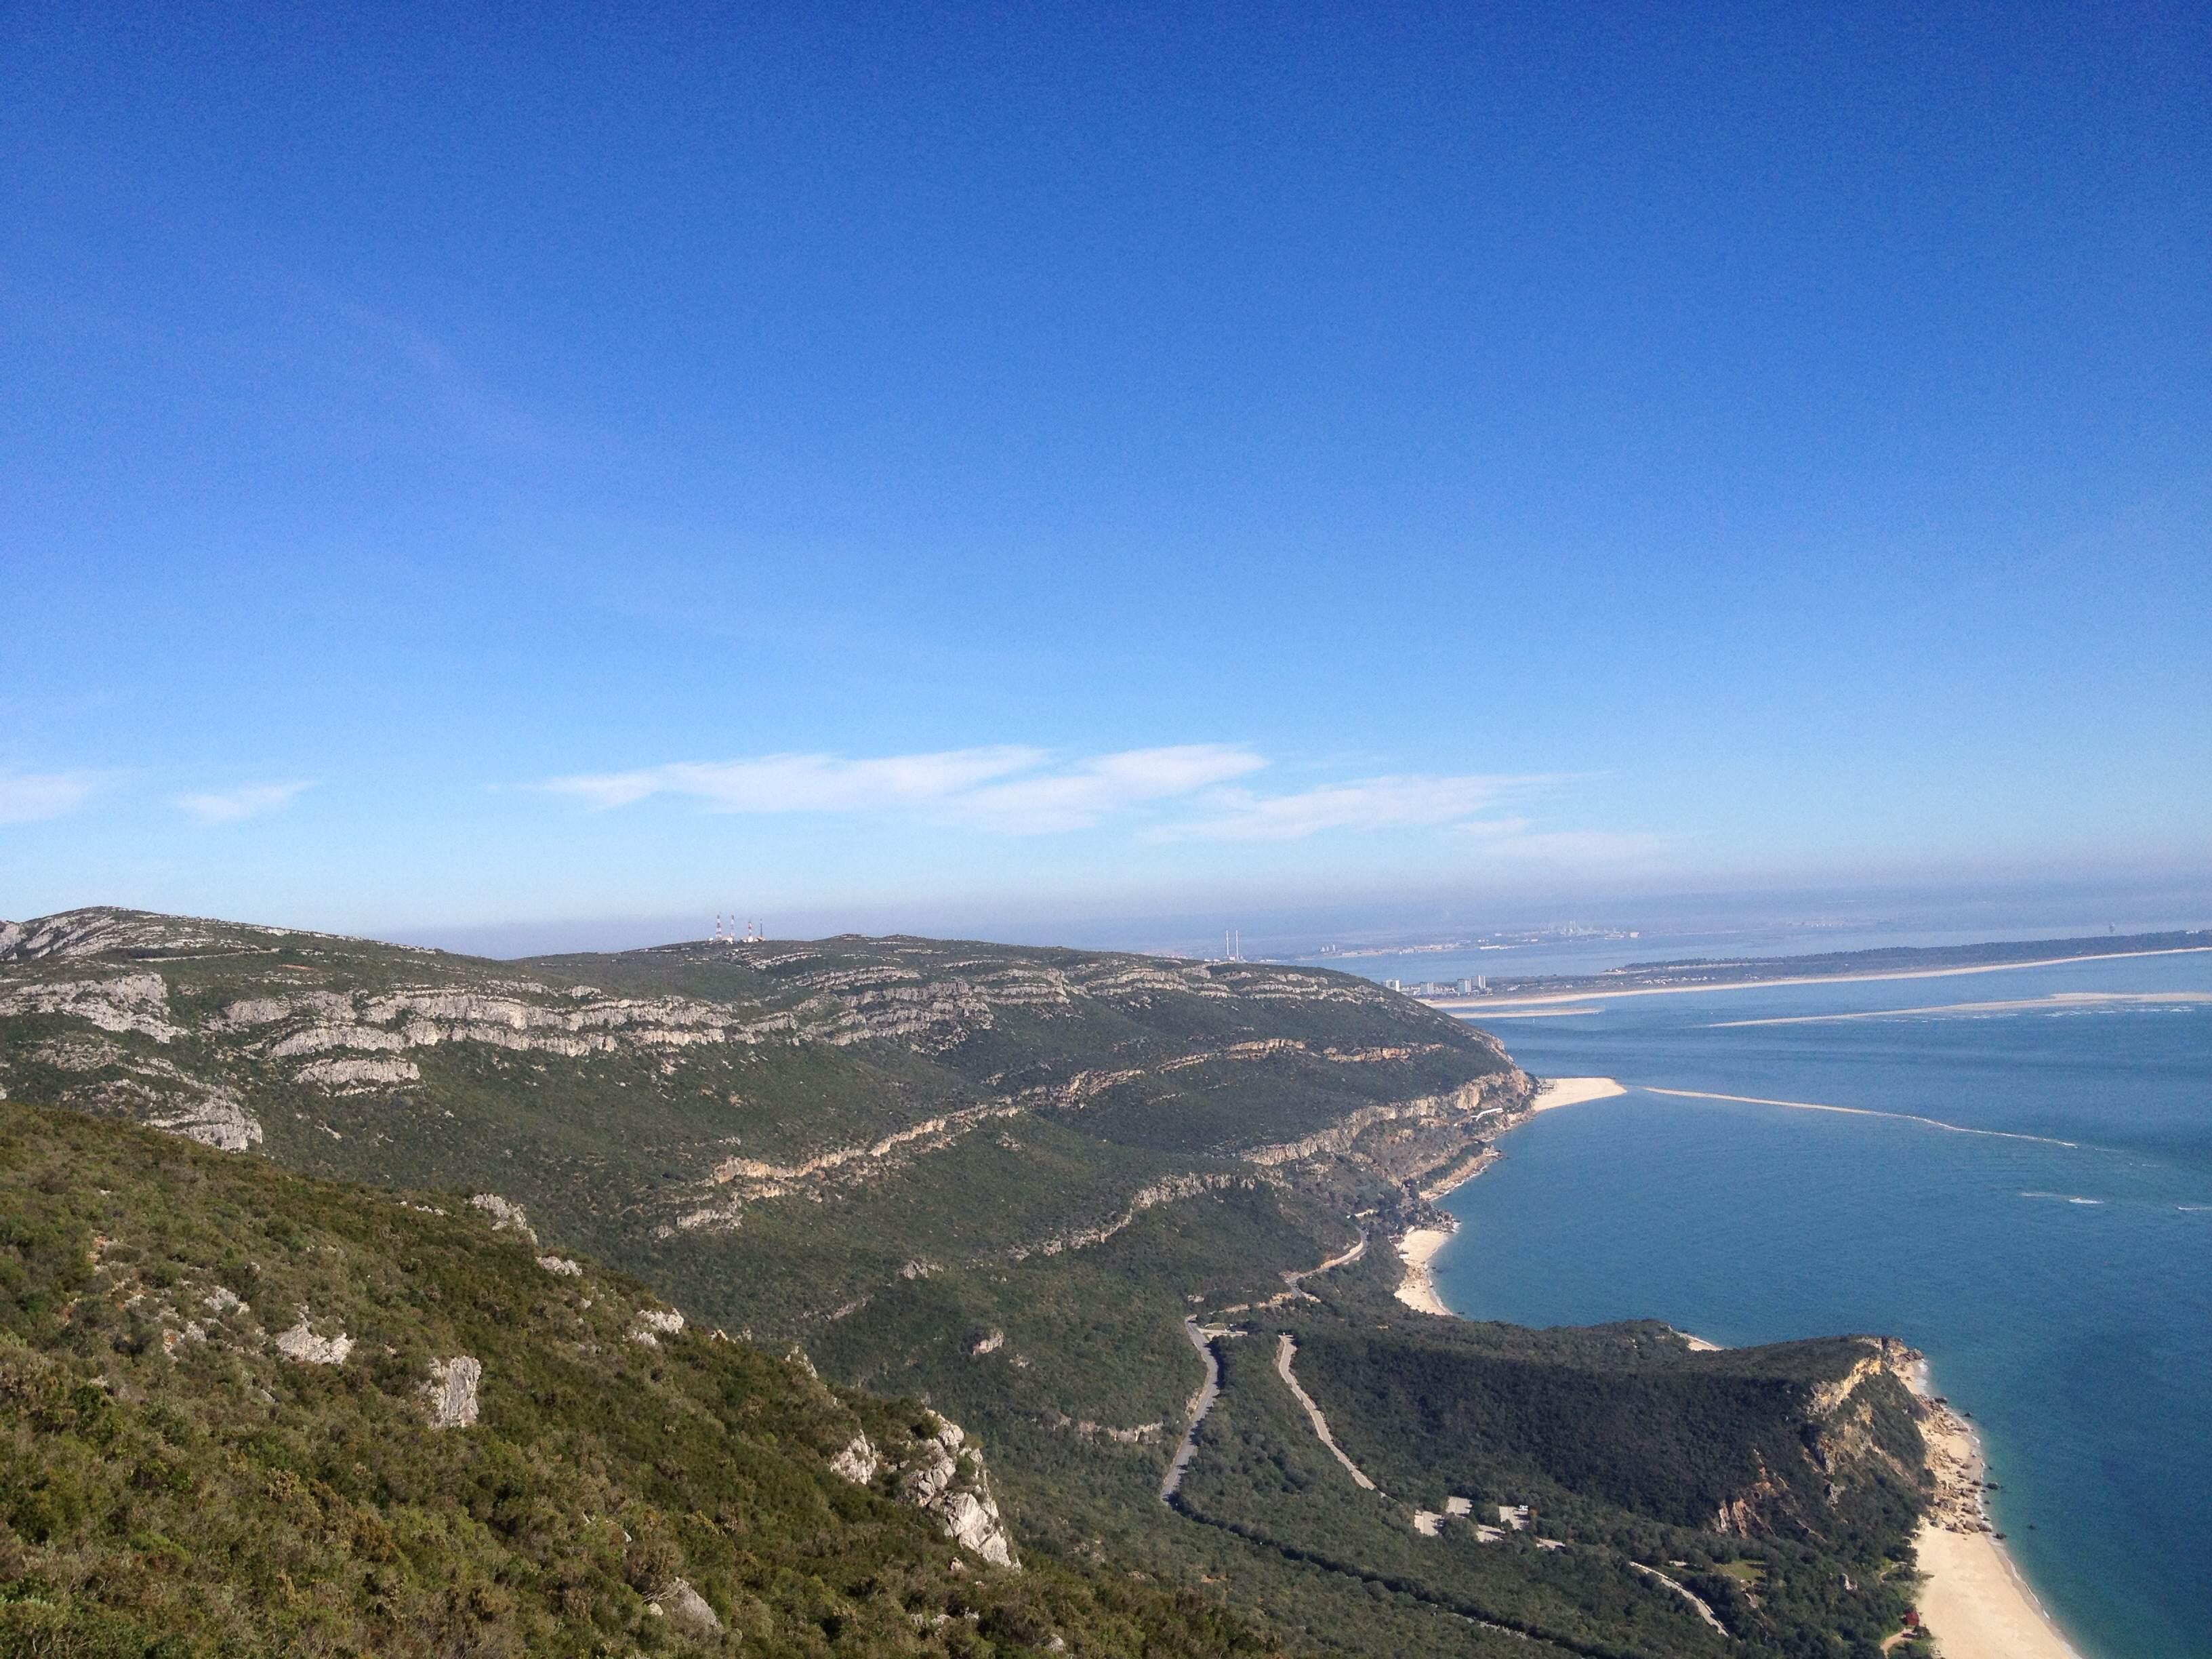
[
  {"xmin": 176, "ymin": 781, "xmax": 314, "ymax": 825},
  {"xmin": 536, "ymin": 747, "xmax": 1643, "ymax": 856},
  {"xmin": 949, "ymin": 745, "xmax": 1267, "ymax": 832},
  {"xmin": 0, "ymin": 769, "xmax": 106, "ymax": 825},
  {"xmin": 543, "ymin": 747, "xmax": 1046, "ymax": 813},
  {"xmin": 1168, "ymin": 773, "xmax": 1558, "ymax": 841},
  {"xmin": 541, "ymin": 744, "xmax": 1269, "ymax": 834}
]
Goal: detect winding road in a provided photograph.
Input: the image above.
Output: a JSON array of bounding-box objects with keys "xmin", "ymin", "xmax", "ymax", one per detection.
[
  {"xmin": 1275, "ymin": 1334, "xmax": 1380, "ymax": 1490},
  {"xmin": 1160, "ymin": 1319, "xmax": 1222, "ymax": 1502}
]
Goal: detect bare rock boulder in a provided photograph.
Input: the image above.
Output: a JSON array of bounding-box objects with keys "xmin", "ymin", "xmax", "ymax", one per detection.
[
  {"xmin": 648, "ymin": 1577, "xmax": 722, "ymax": 1638},
  {"xmin": 423, "ymin": 1355, "xmax": 481, "ymax": 1428}
]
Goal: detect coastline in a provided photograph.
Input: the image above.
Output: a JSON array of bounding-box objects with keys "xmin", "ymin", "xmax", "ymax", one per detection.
[
  {"xmin": 1430, "ymin": 945, "xmax": 2212, "ymax": 1012},
  {"xmin": 1389, "ymin": 1077, "xmax": 2092, "ymax": 1659},
  {"xmin": 1905, "ymin": 1363, "xmax": 2087, "ymax": 1659},
  {"xmin": 1393, "ymin": 1225, "xmax": 1456, "ymax": 1315},
  {"xmin": 1392, "ymin": 1076, "xmax": 1624, "ymax": 1316}
]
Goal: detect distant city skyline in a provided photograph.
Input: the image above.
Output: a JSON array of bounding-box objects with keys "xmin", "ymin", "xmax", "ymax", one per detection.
[{"xmin": 4, "ymin": 2, "xmax": 2206, "ymax": 937}]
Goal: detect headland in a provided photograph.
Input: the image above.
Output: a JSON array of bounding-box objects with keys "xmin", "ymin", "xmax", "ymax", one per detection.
[{"xmin": 1400, "ymin": 1073, "xmax": 2092, "ymax": 1659}]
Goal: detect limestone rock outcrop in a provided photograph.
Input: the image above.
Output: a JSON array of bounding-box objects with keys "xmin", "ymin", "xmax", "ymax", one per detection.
[
  {"xmin": 900, "ymin": 1414, "xmax": 1019, "ymax": 1568},
  {"xmin": 629, "ymin": 1308, "xmax": 684, "ymax": 1347},
  {"xmin": 825, "ymin": 1411, "xmax": 1018, "ymax": 1568},
  {"xmin": 423, "ymin": 1355, "xmax": 482, "ymax": 1427},
  {"xmin": 272, "ymin": 1311, "xmax": 352, "ymax": 1366},
  {"xmin": 829, "ymin": 1433, "xmax": 879, "ymax": 1483},
  {"xmin": 469, "ymin": 1193, "xmax": 538, "ymax": 1244}
]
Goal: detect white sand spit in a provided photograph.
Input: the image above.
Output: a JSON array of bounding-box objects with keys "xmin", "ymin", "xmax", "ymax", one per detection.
[{"xmin": 1530, "ymin": 1076, "xmax": 1626, "ymax": 1112}]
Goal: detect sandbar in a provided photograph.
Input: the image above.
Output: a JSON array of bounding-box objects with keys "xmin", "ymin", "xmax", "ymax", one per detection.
[
  {"xmin": 1431, "ymin": 945, "xmax": 2212, "ymax": 1012},
  {"xmin": 1713, "ymin": 989, "xmax": 2212, "ymax": 1027},
  {"xmin": 1530, "ymin": 1076, "xmax": 1626, "ymax": 1112}
]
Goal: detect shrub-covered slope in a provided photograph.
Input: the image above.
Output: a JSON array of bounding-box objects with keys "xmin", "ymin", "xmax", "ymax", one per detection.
[{"xmin": 0, "ymin": 1104, "xmax": 1289, "ymax": 1658}]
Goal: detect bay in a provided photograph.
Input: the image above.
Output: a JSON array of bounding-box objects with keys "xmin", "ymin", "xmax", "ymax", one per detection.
[{"xmin": 1422, "ymin": 951, "xmax": 2212, "ymax": 1659}]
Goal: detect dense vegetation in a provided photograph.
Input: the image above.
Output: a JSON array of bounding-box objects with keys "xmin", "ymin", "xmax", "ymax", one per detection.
[
  {"xmin": 1, "ymin": 909, "xmax": 1939, "ymax": 1658},
  {"xmin": 1179, "ymin": 1250, "xmax": 1928, "ymax": 1658},
  {"xmin": 0, "ymin": 1105, "xmax": 1291, "ymax": 1657}
]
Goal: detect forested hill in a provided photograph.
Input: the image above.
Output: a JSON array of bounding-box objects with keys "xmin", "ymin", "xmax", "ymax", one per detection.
[{"xmin": 2, "ymin": 907, "xmax": 1942, "ymax": 1657}]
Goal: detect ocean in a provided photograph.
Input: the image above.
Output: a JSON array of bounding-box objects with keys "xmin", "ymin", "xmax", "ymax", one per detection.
[{"xmin": 1419, "ymin": 950, "xmax": 2212, "ymax": 1659}]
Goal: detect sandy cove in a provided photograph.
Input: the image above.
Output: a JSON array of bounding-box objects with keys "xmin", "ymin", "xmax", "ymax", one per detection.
[
  {"xmin": 1389, "ymin": 1078, "xmax": 2089, "ymax": 1659},
  {"xmin": 1393, "ymin": 1225, "xmax": 1456, "ymax": 1315},
  {"xmin": 1392, "ymin": 1077, "xmax": 1624, "ymax": 1315}
]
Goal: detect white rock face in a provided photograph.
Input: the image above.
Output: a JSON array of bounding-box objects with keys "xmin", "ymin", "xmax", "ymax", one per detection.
[
  {"xmin": 970, "ymin": 1329, "xmax": 1006, "ymax": 1357},
  {"xmin": 895, "ymin": 1412, "xmax": 1018, "ymax": 1569},
  {"xmin": 648, "ymin": 1578, "xmax": 722, "ymax": 1638},
  {"xmin": 629, "ymin": 1307, "xmax": 685, "ymax": 1347},
  {"xmin": 535, "ymin": 1254, "xmax": 583, "ymax": 1276},
  {"xmin": 268, "ymin": 1023, "xmax": 411, "ymax": 1058},
  {"xmin": 829, "ymin": 1433, "xmax": 879, "ymax": 1484},
  {"xmin": 423, "ymin": 1355, "xmax": 482, "ymax": 1428},
  {"xmin": 0, "ymin": 972, "xmax": 182, "ymax": 1042},
  {"xmin": 148, "ymin": 1088, "xmax": 262, "ymax": 1151},
  {"xmin": 468, "ymin": 1193, "xmax": 538, "ymax": 1244},
  {"xmin": 941, "ymin": 1491, "xmax": 1014, "ymax": 1564},
  {"xmin": 294, "ymin": 1055, "xmax": 420, "ymax": 1092},
  {"xmin": 272, "ymin": 1312, "xmax": 352, "ymax": 1366}
]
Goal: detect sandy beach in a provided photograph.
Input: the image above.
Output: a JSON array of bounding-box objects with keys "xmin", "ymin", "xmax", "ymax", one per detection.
[
  {"xmin": 1431, "ymin": 945, "xmax": 2212, "ymax": 1012},
  {"xmin": 1529, "ymin": 1075, "xmax": 1626, "ymax": 1111},
  {"xmin": 1394, "ymin": 1225, "xmax": 1456, "ymax": 1315},
  {"xmin": 1906, "ymin": 1368, "xmax": 2086, "ymax": 1659}
]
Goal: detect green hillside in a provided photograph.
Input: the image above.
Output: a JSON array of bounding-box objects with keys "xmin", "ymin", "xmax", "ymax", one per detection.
[
  {"xmin": 1, "ymin": 908, "xmax": 1941, "ymax": 1657},
  {"xmin": 0, "ymin": 1103, "xmax": 1286, "ymax": 1657}
]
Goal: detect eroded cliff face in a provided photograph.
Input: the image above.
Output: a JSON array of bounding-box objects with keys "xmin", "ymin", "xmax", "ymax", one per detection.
[
  {"xmin": 1711, "ymin": 1336, "xmax": 1927, "ymax": 1540},
  {"xmin": 1240, "ymin": 1071, "xmax": 1534, "ymax": 1189}
]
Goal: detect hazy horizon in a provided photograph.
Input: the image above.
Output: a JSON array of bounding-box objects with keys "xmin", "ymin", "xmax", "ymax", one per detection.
[
  {"xmin": 12, "ymin": 870, "xmax": 2200, "ymax": 968},
  {"xmin": 5, "ymin": 3, "xmax": 2206, "ymax": 949}
]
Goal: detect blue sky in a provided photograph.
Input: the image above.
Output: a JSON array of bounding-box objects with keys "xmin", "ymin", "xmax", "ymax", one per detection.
[{"xmin": 3, "ymin": 2, "xmax": 2207, "ymax": 944}]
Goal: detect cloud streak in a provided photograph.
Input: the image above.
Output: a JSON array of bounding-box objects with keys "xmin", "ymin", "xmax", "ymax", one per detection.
[
  {"xmin": 176, "ymin": 782, "xmax": 314, "ymax": 825},
  {"xmin": 1169, "ymin": 773, "xmax": 1559, "ymax": 840},
  {"xmin": 541, "ymin": 745, "xmax": 1269, "ymax": 834},
  {"xmin": 0, "ymin": 769, "xmax": 106, "ymax": 825},
  {"xmin": 537, "ymin": 747, "xmax": 1638, "ymax": 853}
]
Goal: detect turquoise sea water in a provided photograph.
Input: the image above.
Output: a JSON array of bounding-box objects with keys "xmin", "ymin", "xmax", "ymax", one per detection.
[{"xmin": 1425, "ymin": 951, "xmax": 2212, "ymax": 1659}]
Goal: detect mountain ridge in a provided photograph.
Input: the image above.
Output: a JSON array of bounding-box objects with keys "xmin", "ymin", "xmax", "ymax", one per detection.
[{"xmin": 2, "ymin": 907, "xmax": 1943, "ymax": 1657}]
